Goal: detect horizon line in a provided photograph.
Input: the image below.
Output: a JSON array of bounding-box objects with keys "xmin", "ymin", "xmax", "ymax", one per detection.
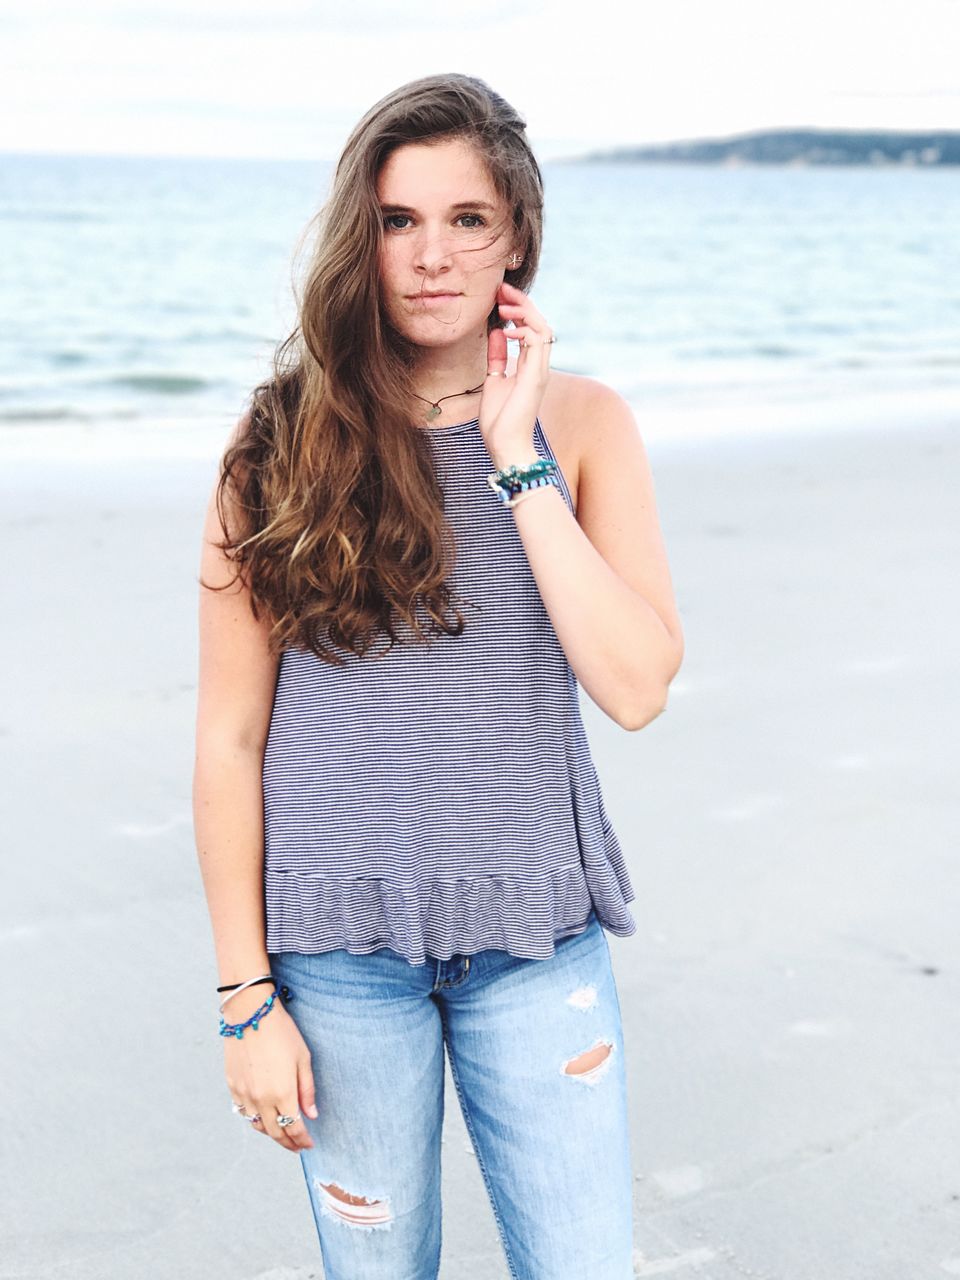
[{"xmin": 2, "ymin": 124, "xmax": 958, "ymax": 168}]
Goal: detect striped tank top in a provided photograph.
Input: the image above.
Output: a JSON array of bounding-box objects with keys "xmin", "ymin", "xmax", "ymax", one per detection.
[{"xmin": 262, "ymin": 415, "xmax": 637, "ymax": 966}]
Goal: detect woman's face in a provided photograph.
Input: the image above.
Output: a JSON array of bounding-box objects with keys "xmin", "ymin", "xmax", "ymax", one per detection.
[{"xmin": 376, "ymin": 137, "xmax": 518, "ymax": 349}]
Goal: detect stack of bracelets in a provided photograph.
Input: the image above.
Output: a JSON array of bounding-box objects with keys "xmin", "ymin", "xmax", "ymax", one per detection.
[
  {"xmin": 487, "ymin": 457, "xmax": 561, "ymax": 508},
  {"xmin": 217, "ymin": 973, "xmax": 294, "ymax": 1039}
]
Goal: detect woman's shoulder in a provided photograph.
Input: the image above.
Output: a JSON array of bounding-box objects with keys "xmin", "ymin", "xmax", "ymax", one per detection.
[
  {"xmin": 540, "ymin": 370, "xmax": 635, "ymax": 512},
  {"xmin": 541, "ymin": 368, "xmax": 628, "ymax": 426}
]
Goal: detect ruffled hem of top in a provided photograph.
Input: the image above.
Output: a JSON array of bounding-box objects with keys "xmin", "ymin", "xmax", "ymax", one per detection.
[{"xmin": 264, "ymin": 857, "xmax": 636, "ymax": 967}]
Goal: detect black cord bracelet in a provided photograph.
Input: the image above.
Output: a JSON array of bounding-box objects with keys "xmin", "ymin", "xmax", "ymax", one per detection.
[
  {"xmin": 217, "ymin": 975, "xmax": 277, "ymax": 994},
  {"xmin": 217, "ymin": 977, "xmax": 295, "ymax": 1010}
]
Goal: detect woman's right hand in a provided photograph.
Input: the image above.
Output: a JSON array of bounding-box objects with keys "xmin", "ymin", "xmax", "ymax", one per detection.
[{"xmin": 222, "ymin": 987, "xmax": 318, "ymax": 1153}]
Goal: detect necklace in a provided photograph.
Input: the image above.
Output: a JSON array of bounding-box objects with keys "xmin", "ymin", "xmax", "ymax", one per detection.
[{"xmin": 412, "ymin": 379, "xmax": 486, "ymax": 423}]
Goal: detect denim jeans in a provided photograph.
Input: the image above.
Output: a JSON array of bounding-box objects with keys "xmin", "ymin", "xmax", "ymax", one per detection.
[{"xmin": 268, "ymin": 909, "xmax": 635, "ymax": 1279}]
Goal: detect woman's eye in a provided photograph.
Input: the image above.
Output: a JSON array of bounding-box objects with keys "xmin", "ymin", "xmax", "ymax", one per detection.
[{"xmin": 383, "ymin": 213, "xmax": 486, "ymax": 230}]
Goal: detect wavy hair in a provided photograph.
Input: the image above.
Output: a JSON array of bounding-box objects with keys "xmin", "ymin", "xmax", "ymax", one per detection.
[{"xmin": 206, "ymin": 73, "xmax": 545, "ymax": 664}]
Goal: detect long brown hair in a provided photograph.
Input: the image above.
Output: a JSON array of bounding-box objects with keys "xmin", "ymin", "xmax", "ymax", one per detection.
[{"xmin": 208, "ymin": 73, "xmax": 545, "ymax": 665}]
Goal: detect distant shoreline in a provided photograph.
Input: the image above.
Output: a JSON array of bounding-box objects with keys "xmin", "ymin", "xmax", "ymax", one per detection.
[
  {"xmin": 3, "ymin": 130, "xmax": 959, "ymax": 168},
  {"xmin": 567, "ymin": 128, "xmax": 960, "ymax": 167}
]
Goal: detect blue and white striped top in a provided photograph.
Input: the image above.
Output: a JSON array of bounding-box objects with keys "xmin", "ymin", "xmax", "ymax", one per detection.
[{"xmin": 262, "ymin": 415, "xmax": 637, "ymax": 966}]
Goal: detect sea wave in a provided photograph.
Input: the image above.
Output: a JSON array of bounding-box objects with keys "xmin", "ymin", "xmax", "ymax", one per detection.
[
  {"xmin": 0, "ymin": 406, "xmax": 140, "ymax": 423},
  {"xmin": 0, "ymin": 207, "xmax": 104, "ymax": 223},
  {"xmin": 49, "ymin": 350, "xmax": 93, "ymax": 367},
  {"xmin": 100, "ymin": 373, "xmax": 213, "ymax": 394}
]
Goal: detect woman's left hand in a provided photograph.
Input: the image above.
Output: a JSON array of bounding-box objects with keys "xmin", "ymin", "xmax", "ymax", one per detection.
[{"xmin": 479, "ymin": 281, "xmax": 556, "ymax": 469}]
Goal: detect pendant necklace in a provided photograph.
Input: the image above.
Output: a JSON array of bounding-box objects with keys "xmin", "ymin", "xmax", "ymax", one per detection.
[{"xmin": 412, "ymin": 379, "xmax": 486, "ymax": 424}]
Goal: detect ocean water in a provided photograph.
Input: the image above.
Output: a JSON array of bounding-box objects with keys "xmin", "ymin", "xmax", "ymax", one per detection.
[{"xmin": 1, "ymin": 151, "xmax": 957, "ymax": 453}]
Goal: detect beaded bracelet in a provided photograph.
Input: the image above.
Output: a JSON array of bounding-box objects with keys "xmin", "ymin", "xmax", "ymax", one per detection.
[
  {"xmin": 219, "ymin": 991, "xmax": 278, "ymax": 1039},
  {"xmin": 219, "ymin": 985, "xmax": 294, "ymax": 1039},
  {"xmin": 487, "ymin": 458, "xmax": 561, "ymax": 508}
]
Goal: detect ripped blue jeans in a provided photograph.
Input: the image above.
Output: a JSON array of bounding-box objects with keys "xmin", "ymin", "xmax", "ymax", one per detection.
[{"xmin": 268, "ymin": 909, "xmax": 635, "ymax": 1279}]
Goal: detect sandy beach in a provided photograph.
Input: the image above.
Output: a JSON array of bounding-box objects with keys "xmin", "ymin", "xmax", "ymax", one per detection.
[{"xmin": 2, "ymin": 411, "xmax": 958, "ymax": 1279}]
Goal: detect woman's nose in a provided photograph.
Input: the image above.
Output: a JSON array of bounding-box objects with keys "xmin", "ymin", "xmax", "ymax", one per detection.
[{"xmin": 412, "ymin": 229, "xmax": 455, "ymax": 273}]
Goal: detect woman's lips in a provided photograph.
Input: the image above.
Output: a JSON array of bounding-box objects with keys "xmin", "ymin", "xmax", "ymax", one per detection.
[{"xmin": 408, "ymin": 292, "xmax": 461, "ymax": 304}]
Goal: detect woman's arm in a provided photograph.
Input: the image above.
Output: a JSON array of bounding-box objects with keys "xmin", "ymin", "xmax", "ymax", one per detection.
[
  {"xmin": 193, "ymin": 461, "xmax": 281, "ymax": 988},
  {"xmin": 493, "ymin": 378, "xmax": 684, "ymax": 731},
  {"xmin": 193, "ymin": 448, "xmax": 318, "ymax": 1156}
]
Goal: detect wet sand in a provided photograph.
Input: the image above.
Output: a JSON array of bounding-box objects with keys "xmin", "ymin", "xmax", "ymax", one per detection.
[{"xmin": 1, "ymin": 412, "xmax": 957, "ymax": 1278}]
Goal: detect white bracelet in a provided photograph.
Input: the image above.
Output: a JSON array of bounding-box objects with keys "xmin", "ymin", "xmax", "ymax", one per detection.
[
  {"xmin": 487, "ymin": 471, "xmax": 563, "ymax": 509},
  {"xmin": 218, "ymin": 972, "xmax": 276, "ymax": 1014},
  {"xmin": 504, "ymin": 481, "xmax": 559, "ymax": 509}
]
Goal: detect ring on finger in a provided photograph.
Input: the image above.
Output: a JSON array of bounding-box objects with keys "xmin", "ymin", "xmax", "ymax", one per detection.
[{"xmin": 277, "ymin": 1112, "xmax": 302, "ymax": 1128}]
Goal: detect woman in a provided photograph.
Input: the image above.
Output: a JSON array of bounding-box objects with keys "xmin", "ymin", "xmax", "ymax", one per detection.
[{"xmin": 194, "ymin": 73, "xmax": 683, "ymax": 1279}]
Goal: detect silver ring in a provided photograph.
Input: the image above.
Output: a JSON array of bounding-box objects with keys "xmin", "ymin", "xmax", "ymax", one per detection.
[
  {"xmin": 277, "ymin": 1112, "xmax": 302, "ymax": 1128},
  {"xmin": 543, "ymin": 335, "xmax": 557, "ymax": 344},
  {"xmin": 231, "ymin": 1102, "xmax": 246, "ymax": 1115},
  {"xmin": 245, "ymin": 1113, "xmax": 263, "ymax": 1125},
  {"xmin": 485, "ymin": 370, "xmax": 506, "ymax": 377}
]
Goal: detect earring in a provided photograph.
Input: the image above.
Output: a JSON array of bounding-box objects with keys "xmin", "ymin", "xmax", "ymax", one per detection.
[{"xmin": 508, "ymin": 252, "xmax": 523, "ymax": 268}]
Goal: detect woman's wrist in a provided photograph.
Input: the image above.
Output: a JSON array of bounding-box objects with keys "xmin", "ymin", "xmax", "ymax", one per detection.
[
  {"xmin": 490, "ymin": 455, "xmax": 540, "ymax": 475},
  {"xmin": 221, "ymin": 986, "xmax": 279, "ymax": 1021},
  {"xmin": 487, "ymin": 456, "xmax": 562, "ymax": 509},
  {"xmin": 487, "ymin": 439, "xmax": 539, "ymax": 471},
  {"xmin": 216, "ymin": 956, "xmax": 272, "ymax": 989}
]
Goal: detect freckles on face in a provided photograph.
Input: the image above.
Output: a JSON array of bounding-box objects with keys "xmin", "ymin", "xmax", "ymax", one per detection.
[{"xmin": 376, "ymin": 138, "xmax": 514, "ymax": 339}]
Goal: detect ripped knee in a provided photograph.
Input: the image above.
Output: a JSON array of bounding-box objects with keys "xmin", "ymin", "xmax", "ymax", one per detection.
[
  {"xmin": 317, "ymin": 1180, "xmax": 394, "ymax": 1230},
  {"xmin": 561, "ymin": 1038, "xmax": 615, "ymax": 1085}
]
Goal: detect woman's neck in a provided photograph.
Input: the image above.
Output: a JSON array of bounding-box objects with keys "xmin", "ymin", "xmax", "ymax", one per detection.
[
  {"xmin": 410, "ymin": 337, "xmax": 489, "ymax": 410},
  {"xmin": 409, "ymin": 332, "xmax": 491, "ymax": 427}
]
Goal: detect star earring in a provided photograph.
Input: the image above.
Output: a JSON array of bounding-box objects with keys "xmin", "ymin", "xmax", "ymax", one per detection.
[{"xmin": 507, "ymin": 252, "xmax": 523, "ymax": 269}]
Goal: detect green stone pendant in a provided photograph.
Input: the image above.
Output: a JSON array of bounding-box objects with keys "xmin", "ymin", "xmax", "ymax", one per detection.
[{"xmin": 426, "ymin": 404, "xmax": 442, "ymax": 420}]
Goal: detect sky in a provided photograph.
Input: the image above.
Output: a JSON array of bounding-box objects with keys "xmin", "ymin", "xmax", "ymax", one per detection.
[{"xmin": 2, "ymin": 0, "xmax": 959, "ymax": 161}]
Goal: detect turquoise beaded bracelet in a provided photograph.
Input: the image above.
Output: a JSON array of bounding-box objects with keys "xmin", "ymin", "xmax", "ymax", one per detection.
[
  {"xmin": 219, "ymin": 991, "xmax": 278, "ymax": 1039},
  {"xmin": 487, "ymin": 458, "xmax": 561, "ymax": 508},
  {"xmin": 219, "ymin": 984, "xmax": 293, "ymax": 1039}
]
